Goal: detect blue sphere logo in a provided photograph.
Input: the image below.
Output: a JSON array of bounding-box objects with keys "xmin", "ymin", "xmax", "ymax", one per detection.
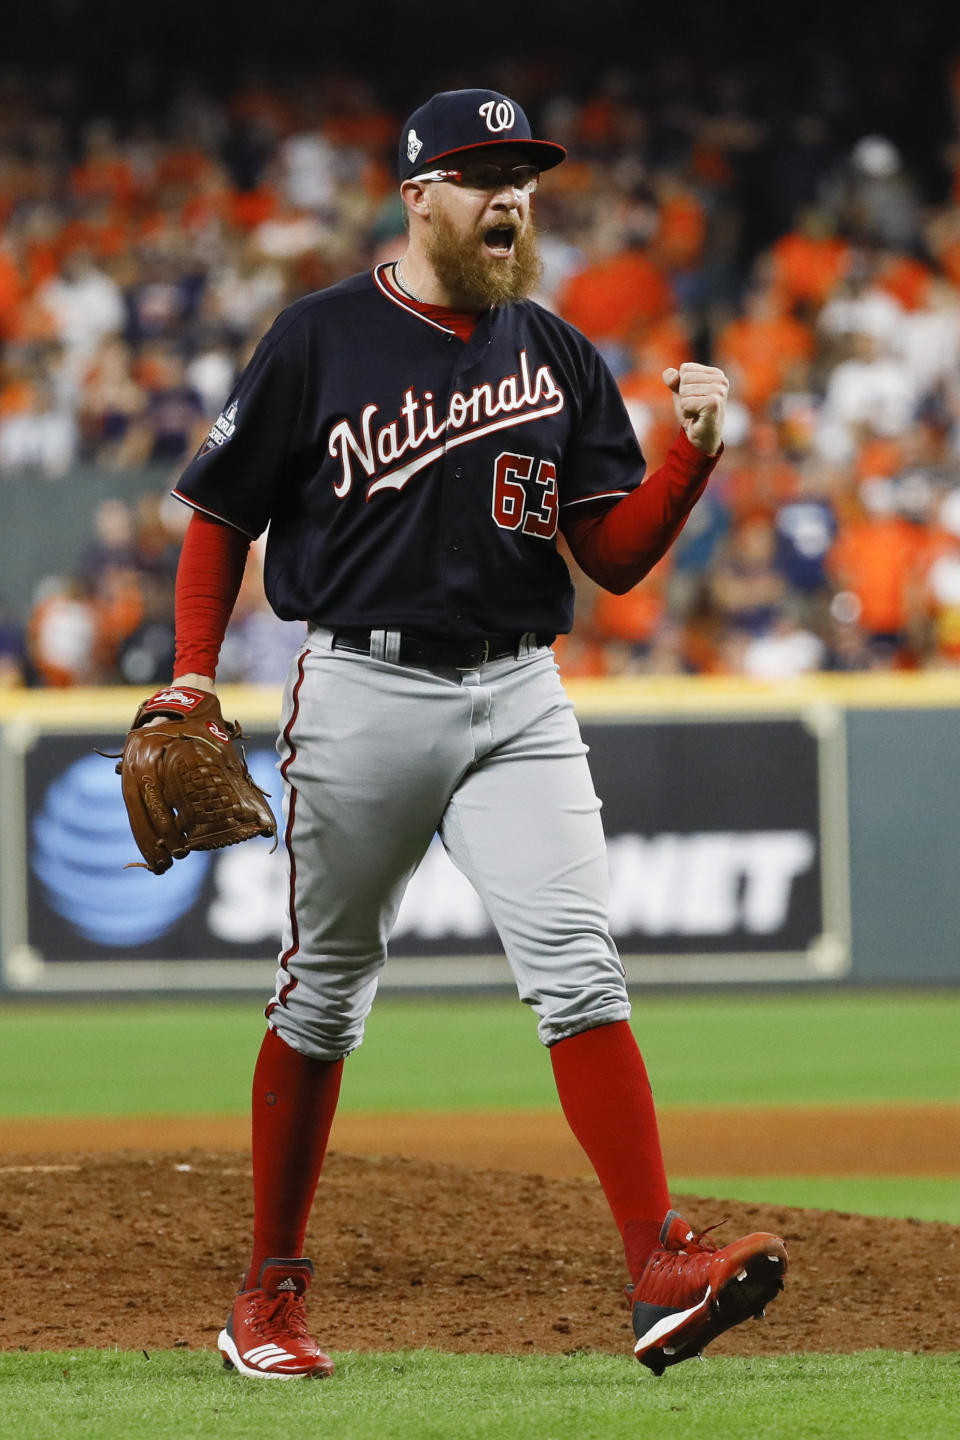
[{"xmin": 32, "ymin": 752, "xmax": 211, "ymax": 946}]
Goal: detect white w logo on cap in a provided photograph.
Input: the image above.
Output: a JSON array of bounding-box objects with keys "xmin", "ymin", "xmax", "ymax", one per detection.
[{"xmin": 479, "ymin": 99, "xmax": 515, "ymax": 132}]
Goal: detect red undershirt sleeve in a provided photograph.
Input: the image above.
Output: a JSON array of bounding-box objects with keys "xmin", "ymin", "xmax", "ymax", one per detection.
[
  {"xmin": 562, "ymin": 428, "xmax": 722, "ymax": 594},
  {"xmin": 173, "ymin": 510, "xmax": 251, "ymax": 680}
]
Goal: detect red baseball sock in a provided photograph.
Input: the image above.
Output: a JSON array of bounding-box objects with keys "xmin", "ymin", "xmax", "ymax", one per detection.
[
  {"xmin": 550, "ymin": 1020, "xmax": 670, "ymax": 1284},
  {"xmin": 244, "ymin": 1026, "xmax": 343, "ymax": 1289}
]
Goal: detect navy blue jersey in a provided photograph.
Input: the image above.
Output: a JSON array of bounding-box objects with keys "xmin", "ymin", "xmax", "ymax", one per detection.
[{"xmin": 174, "ymin": 263, "xmax": 647, "ymax": 638}]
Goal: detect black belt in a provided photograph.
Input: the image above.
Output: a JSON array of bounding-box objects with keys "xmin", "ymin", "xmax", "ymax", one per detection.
[{"xmin": 330, "ymin": 628, "xmax": 554, "ymax": 669}]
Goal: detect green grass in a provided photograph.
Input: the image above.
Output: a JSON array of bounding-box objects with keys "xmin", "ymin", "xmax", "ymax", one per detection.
[
  {"xmin": 2, "ymin": 990, "xmax": 960, "ymax": 1117},
  {"xmin": 672, "ymin": 1175, "xmax": 960, "ymax": 1225},
  {"xmin": 2, "ymin": 995, "xmax": 957, "ymax": 1435},
  {"xmin": 2, "ymin": 1350, "xmax": 958, "ymax": 1440},
  {"xmin": 0, "ymin": 999, "xmax": 266, "ymax": 1117},
  {"xmin": 350, "ymin": 989, "xmax": 960, "ymax": 1109}
]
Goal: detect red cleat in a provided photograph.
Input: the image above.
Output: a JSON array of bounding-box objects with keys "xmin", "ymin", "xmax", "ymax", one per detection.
[
  {"xmin": 217, "ymin": 1258, "xmax": 334, "ymax": 1379},
  {"xmin": 627, "ymin": 1210, "xmax": 787, "ymax": 1375}
]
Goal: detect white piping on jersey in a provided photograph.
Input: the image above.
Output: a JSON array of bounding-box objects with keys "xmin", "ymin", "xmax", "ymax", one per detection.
[
  {"xmin": 329, "ymin": 349, "xmax": 565, "ymax": 499},
  {"xmin": 373, "ymin": 262, "xmax": 457, "ymax": 334},
  {"xmin": 170, "ymin": 489, "xmax": 259, "ymax": 539},
  {"xmin": 562, "ymin": 488, "xmax": 631, "ymax": 509}
]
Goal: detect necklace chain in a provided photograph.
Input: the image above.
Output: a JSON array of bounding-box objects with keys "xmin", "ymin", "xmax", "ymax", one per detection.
[{"xmin": 394, "ymin": 259, "xmax": 427, "ymax": 304}]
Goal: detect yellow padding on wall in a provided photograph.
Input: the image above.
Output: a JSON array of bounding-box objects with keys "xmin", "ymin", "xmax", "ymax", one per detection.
[{"xmin": 3, "ymin": 670, "xmax": 960, "ymax": 728}]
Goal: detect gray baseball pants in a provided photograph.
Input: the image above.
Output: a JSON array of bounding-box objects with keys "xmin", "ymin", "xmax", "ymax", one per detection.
[{"xmin": 266, "ymin": 625, "xmax": 631, "ymax": 1060}]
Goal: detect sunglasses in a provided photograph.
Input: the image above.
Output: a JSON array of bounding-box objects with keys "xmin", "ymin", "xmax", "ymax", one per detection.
[{"xmin": 412, "ymin": 163, "xmax": 540, "ymax": 194}]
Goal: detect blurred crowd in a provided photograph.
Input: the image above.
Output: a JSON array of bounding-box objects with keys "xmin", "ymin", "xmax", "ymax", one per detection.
[{"xmin": 5, "ymin": 48, "xmax": 960, "ymax": 687}]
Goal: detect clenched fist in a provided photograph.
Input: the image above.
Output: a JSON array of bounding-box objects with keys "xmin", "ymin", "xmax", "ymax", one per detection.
[{"xmin": 662, "ymin": 363, "xmax": 729, "ymax": 456}]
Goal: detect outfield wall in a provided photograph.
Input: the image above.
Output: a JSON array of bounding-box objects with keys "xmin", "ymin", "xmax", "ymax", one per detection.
[{"xmin": 1, "ymin": 673, "xmax": 958, "ymax": 994}]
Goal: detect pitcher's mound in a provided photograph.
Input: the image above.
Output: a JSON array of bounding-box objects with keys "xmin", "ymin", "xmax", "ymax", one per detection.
[{"xmin": 2, "ymin": 1150, "xmax": 957, "ymax": 1357}]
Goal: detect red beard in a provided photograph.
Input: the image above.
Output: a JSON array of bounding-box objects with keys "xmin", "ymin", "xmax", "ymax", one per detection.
[{"xmin": 426, "ymin": 207, "xmax": 544, "ymax": 310}]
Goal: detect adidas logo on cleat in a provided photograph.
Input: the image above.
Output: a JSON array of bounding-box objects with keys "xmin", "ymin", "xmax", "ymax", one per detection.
[{"xmin": 243, "ymin": 1344, "xmax": 297, "ymax": 1368}]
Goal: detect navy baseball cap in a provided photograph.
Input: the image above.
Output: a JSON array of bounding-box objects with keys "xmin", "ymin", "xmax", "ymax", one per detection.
[{"xmin": 398, "ymin": 88, "xmax": 566, "ymax": 181}]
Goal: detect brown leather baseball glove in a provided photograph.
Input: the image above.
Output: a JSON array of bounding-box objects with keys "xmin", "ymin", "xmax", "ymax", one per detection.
[{"xmin": 116, "ymin": 685, "xmax": 277, "ymax": 874}]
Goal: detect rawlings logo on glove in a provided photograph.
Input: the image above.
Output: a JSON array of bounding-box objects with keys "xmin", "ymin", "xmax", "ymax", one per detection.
[
  {"xmin": 142, "ymin": 687, "xmax": 207, "ymax": 712},
  {"xmin": 114, "ymin": 687, "xmax": 277, "ymax": 875}
]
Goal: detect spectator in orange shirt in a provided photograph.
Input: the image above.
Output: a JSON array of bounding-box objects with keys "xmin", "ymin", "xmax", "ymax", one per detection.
[
  {"xmin": 69, "ymin": 122, "xmax": 140, "ymax": 210},
  {"xmin": 154, "ymin": 143, "xmax": 219, "ymax": 193},
  {"xmin": 57, "ymin": 195, "xmax": 135, "ymax": 264},
  {"xmin": 649, "ymin": 174, "xmax": 707, "ymax": 273},
  {"xmin": 0, "ymin": 351, "xmax": 40, "ymax": 417},
  {"xmin": 91, "ymin": 561, "xmax": 147, "ymax": 677},
  {"xmin": 558, "ymin": 241, "xmax": 673, "ymax": 343},
  {"xmin": 853, "ymin": 434, "xmax": 905, "ymax": 485},
  {"xmin": 874, "ymin": 250, "xmax": 934, "ymax": 313},
  {"xmin": 0, "ymin": 241, "xmax": 24, "ymax": 341},
  {"xmin": 714, "ymin": 283, "xmax": 815, "ymax": 414},
  {"xmin": 550, "ymin": 558, "xmax": 611, "ymax": 678},
  {"xmin": 9, "ymin": 207, "xmax": 61, "ymax": 297},
  {"xmin": 826, "ymin": 479, "xmax": 927, "ymax": 659},
  {"xmin": 556, "ymin": 190, "xmax": 673, "ymax": 358},
  {"xmin": 590, "ymin": 559, "xmax": 670, "ymax": 665},
  {"xmin": 768, "ymin": 206, "xmax": 850, "ymax": 318},
  {"xmin": 550, "ymin": 629, "xmax": 611, "ymax": 679},
  {"xmin": 722, "ymin": 419, "xmax": 801, "ymax": 524},
  {"xmin": 227, "ymin": 184, "xmax": 281, "ymax": 233}
]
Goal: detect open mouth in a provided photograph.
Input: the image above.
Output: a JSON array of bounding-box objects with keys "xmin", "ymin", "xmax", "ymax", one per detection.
[{"xmin": 484, "ymin": 225, "xmax": 516, "ymax": 257}]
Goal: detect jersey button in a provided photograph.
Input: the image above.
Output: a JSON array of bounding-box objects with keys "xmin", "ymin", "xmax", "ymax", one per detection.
[
  {"xmin": 450, "ymin": 537, "xmax": 462, "ymax": 551},
  {"xmin": 454, "ymin": 467, "xmax": 463, "ymax": 478}
]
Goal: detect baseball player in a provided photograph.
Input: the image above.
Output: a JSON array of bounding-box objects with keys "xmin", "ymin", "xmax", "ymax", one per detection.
[{"xmin": 153, "ymin": 88, "xmax": 786, "ymax": 1379}]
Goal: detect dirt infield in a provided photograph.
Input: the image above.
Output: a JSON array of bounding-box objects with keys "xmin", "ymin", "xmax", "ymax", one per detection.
[{"xmin": 1, "ymin": 1105, "xmax": 958, "ymax": 1359}]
